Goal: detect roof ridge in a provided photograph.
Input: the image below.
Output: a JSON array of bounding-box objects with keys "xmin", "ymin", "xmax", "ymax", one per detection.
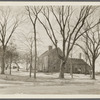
[{"xmin": 39, "ymin": 47, "xmax": 61, "ymax": 57}]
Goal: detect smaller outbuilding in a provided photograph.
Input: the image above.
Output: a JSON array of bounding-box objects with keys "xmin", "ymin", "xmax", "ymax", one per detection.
[{"xmin": 65, "ymin": 58, "xmax": 90, "ymax": 74}]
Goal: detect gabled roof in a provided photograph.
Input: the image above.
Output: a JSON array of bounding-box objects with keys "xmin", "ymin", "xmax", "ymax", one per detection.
[
  {"xmin": 39, "ymin": 47, "xmax": 62, "ymax": 58},
  {"xmin": 67, "ymin": 58, "xmax": 90, "ymax": 67}
]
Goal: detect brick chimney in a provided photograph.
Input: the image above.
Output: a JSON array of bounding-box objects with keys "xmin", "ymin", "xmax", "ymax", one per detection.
[{"xmin": 48, "ymin": 46, "xmax": 52, "ymax": 51}]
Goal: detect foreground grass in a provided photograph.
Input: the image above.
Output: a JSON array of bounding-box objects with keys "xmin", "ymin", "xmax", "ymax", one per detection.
[
  {"xmin": 0, "ymin": 72, "xmax": 100, "ymax": 94},
  {"xmin": 0, "ymin": 71, "xmax": 98, "ymax": 86}
]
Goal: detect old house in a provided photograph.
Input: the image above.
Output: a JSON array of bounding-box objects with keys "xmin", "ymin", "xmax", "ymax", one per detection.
[
  {"xmin": 38, "ymin": 46, "xmax": 62, "ymax": 72},
  {"xmin": 38, "ymin": 46, "xmax": 90, "ymax": 74}
]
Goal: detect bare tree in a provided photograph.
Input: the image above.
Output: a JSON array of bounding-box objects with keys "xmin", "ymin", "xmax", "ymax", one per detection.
[
  {"xmin": 0, "ymin": 7, "xmax": 22, "ymax": 74},
  {"xmin": 38, "ymin": 6, "xmax": 100, "ymax": 78},
  {"xmin": 25, "ymin": 6, "xmax": 42, "ymax": 78},
  {"xmin": 76, "ymin": 23, "xmax": 100, "ymax": 79},
  {"xmin": 18, "ymin": 31, "xmax": 43, "ymax": 76},
  {"xmin": 19, "ymin": 32, "xmax": 35, "ymax": 77}
]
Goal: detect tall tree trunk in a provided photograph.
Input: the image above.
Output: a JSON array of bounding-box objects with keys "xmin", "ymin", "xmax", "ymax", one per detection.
[
  {"xmin": 34, "ymin": 25, "xmax": 37, "ymax": 79},
  {"xmin": 59, "ymin": 39, "xmax": 65, "ymax": 79},
  {"xmin": 70, "ymin": 59, "xmax": 73, "ymax": 78},
  {"xmin": 9, "ymin": 61, "xmax": 12, "ymax": 75},
  {"xmin": 30, "ymin": 51, "xmax": 32, "ymax": 77},
  {"xmin": 15, "ymin": 62, "xmax": 20, "ymax": 71},
  {"xmin": 1, "ymin": 47, "xmax": 6, "ymax": 74},
  {"xmin": 1, "ymin": 55, "xmax": 5, "ymax": 74},
  {"xmin": 9, "ymin": 63, "xmax": 12, "ymax": 75},
  {"xmin": 92, "ymin": 60, "xmax": 95, "ymax": 79},
  {"xmin": 29, "ymin": 63, "xmax": 32, "ymax": 77},
  {"xmin": 9, "ymin": 54, "xmax": 12, "ymax": 75},
  {"xmin": 59, "ymin": 60, "xmax": 65, "ymax": 79},
  {"xmin": 70, "ymin": 53, "xmax": 73, "ymax": 78}
]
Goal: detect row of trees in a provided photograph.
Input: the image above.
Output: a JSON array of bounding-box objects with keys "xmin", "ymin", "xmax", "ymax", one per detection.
[
  {"xmin": 0, "ymin": 42, "xmax": 20, "ymax": 74},
  {"xmin": 0, "ymin": 6, "xmax": 100, "ymax": 79},
  {"xmin": 0, "ymin": 7, "xmax": 22, "ymax": 74}
]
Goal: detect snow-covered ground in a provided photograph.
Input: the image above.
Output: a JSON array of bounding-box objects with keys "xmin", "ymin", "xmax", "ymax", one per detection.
[
  {"xmin": 3, "ymin": 69, "xmax": 100, "ymax": 85},
  {"xmin": 0, "ymin": 69, "xmax": 100, "ymax": 94}
]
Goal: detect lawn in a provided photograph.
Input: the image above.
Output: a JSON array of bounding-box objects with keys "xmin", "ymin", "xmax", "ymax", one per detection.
[
  {"xmin": 0, "ymin": 70, "xmax": 99, "ymax": 86},
  {"xmin": 0, "ymin": 70, "xmax": 100, "ymax": 94}
]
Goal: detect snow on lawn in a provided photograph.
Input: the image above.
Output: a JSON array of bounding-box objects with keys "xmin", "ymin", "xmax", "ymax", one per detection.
[
  {"xmin": 10, "ymin": 70, "xmax": 91, "ymax": 80},
  {"xmin": 9, "ymin": 70, "xmax": 91, "ymax": 80},
  {"xmin": 3, "ymin": 69, "xmax": 100, "ymax": 86},
  {"xmin": 9, "ymin": 71, "xmax": 95, "ymax": 81}
]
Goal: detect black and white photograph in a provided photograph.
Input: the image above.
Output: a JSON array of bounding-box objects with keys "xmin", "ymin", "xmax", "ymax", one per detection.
[{"xmin": 0, "ymin": 1, "xmax": 99, "ymax": 98}]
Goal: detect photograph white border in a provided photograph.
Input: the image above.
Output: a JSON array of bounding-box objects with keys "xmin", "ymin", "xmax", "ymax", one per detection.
[{"xmin": 0, "ymin": 1, "xmax": 99, "ymax": 98}]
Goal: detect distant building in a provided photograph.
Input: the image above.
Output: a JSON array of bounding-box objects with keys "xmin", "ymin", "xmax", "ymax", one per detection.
[{"xmin": 38, "ymin": 46, "xmax": 90, "ymax": 74}]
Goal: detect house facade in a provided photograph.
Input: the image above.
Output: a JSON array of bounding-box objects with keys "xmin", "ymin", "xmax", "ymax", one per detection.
[
  {"xmin": 38, "ymin": 46, "xmax": 62, "ymax": 72},
  {"xmin": 38, "ymin": 46, "xmax": 90, "ymax": 74}
]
